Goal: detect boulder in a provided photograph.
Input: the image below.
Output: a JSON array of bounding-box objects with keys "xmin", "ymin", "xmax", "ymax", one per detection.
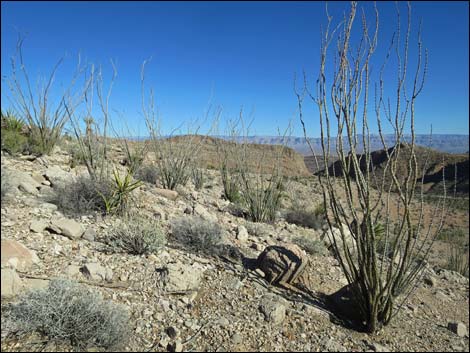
[
  {"xmin": 448, "ymin": 321, "xmax": 467, "ymax": 337},
  {"xmin": 1, "ymin": 268, "xmax": 23, "ymax": 298},
  {"xmin": 80, "ymin": 263, "xmax": 113, "ymax": 282},
  {"xmin": 160, "ymin": 262, "xmax": 205, "ymax": 292},
  {"xmin": 236, "ymin": 225, "xmax": 249, "ymax": 242},
  {"xmin": 1, "ymin": 239, "xmax": 40, "ymax": 271},
  {"xmin": 49, "ymin": 217, "xmax": 85, "ymax": 239},
  {"xmin": 154, "ymin": 187, "xmax": 178, "ymax": 200},
  {"xmin": 256, "ymin": 244, "xmax": 308, "ymax": 285},
  {"xmin": 194, "ymin": 204, "xmax": 217, "ymax": 223},
  {"xmin": 259, "ymin": 293, "xmax": 287, "ymax": 324},
  {"xmin": 19, "ymin": 181, "xmax": 39, "ymax": 195},
  {"xmin": 30, "ymin": 219, "xmax": 49, "ymax": 233},
  {"xmin": 43, "ymin": 165, "xmax": 71, "ymax": 185}
]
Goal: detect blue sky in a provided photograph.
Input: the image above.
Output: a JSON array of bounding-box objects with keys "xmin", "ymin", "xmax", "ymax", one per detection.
[{"xmin": 1, "ymin": 1, "xmax": 469, "ymax": 137}]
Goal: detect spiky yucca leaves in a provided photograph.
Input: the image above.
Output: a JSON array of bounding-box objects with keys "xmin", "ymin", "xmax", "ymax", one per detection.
[{"xmin": 98, "ymin": 168, "xmax": 142, "ymax": 215}]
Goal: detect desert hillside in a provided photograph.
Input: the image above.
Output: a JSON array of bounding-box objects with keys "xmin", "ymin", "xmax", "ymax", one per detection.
[
  {"xmin": 306, "ymin": 144, "xmax": 469, "ymax": 196},
  {"xmin": 1, "ymin": 141, "xmax": 468, "ymax": 352}
]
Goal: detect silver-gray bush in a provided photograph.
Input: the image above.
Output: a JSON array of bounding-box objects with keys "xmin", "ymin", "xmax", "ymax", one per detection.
[{"xmin": 6, "ymin": 279, "xmax": 130, "ymax": 350}]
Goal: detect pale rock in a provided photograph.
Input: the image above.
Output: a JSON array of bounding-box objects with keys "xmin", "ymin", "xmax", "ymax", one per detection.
[
  {"xmin": 1, "ymin": 239, "xmax": 40, "ymax": 271},
  {"xmin": 1, "ymin": 268, "xmax": 23, "ymax": 298},
  {"xmin": 49, "ymin": 217, "xmax": 84, "ymax": 239},
  {"xmin": 259, "ymin": 294, "xmax": 287, "ymax": 325},
  {"xmin": 30, "ymin": 219, "xmax": 49, "ymax": 233},
  {"xmin": 19, "ymin": 181, "xmax": 39, "ymax": 195},
  {"xmin": 236, "ymin": 225, "xmax": 249, "ymax": 242},
  {"xmin": 448, "ymin": 322, "xmax": 467, "ymax": 337},
  {"xmin": 194, "ymin": 204, "xmax": 217, "ymax": 223},
  {"xmin": 154, "ymin": 187, "xmax": 178, "ymax": 200},
  {"xmin": 161, "ymin": 262, "xmax": 205, "ymax": 292}
]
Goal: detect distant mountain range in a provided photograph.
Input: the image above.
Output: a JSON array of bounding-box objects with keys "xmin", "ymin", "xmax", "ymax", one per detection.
[{"xmin": 219, "ymin": 134, "xmax": 469, "ymax": 155}]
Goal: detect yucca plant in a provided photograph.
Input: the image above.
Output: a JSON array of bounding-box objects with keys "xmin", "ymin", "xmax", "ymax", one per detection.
[{"xmin": 98, "ymin": 168, "xmax": 142, "ymax": 215}]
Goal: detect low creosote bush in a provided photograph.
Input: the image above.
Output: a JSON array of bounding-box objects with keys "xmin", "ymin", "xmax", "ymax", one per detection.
[
  {"xmin": 171, "ymin": 216, "xmax": 224, "ymax": 255},
  {"xmin": 50, "ymin": 175, "xmax": 114, "ymax": 215},
  {"xmin": 103, "ymin": 215, "xmax": 166, "ymax": 255},
  {"xmin": 5, "ymin": 278, "xmax": 130, "ymax": 350}
]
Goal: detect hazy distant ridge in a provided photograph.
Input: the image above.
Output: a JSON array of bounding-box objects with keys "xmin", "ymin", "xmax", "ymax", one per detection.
[{"xmin": 223, "ymin": 134, "xmax": 469, "ymax": 155}]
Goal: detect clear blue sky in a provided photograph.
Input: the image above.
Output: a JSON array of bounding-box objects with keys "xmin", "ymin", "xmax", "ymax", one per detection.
[{"xmin": 1, "ymin": 1, "xmax": 469, "ymax": 137}]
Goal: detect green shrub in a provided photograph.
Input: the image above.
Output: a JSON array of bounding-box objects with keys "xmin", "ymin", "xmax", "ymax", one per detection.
[
  {"xmin": 1, "ymin": 129, "xmax": 28, "ymax": 154},
  {"xmin": 446, "ymin": 241, "xmax": 469, "ymax": 278},
  {"xmin": 240, "ymin": 175, "xmax": 285, "ymax": 223},
  {"xmin": 98, "ymin": 168, "xmax": 142, "ymax": 215},
  {"xmin": 5, "ymin": 279, "xmax": 130, "ymax": 350},
  {"xmin": 191, "ymin": 167, "xmax": 205, "ymax": 190},
  {"xmin": 171, "ymin": 216, "xmax": 224, "ymax": 255},
  {"xmin": 103, "ymin": 215, "xmax": 166, "ymax": 255},
  {"xmin": 221, "ymin": 165, "xmax": 241, "ymax": 203}
]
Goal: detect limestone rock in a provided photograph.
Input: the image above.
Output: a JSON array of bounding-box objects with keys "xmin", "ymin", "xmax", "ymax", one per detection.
[
  {"xmin": 194, "ymin": 204, "xmax": 217, "ymax": 223},
  {"xmin": 154, "ymin": 187, "xmax": 178, "ymax": 200},
  {"xmin": 256, "ymin": 244, "xmax": 308, "ymax": 285},
  {"xmin": 49, "ymin": 217, "xmax": 85, "ymax": 239},
  {"xmin": 448, "ymin": 321, "xmax": 467, "ymax": 337},
  {"xmin": 30, "ymin": 219, "xmax": 49, "ymax": 233},
  {"xmin": 43, "ymin": 165, "xmax": 71, "ymax": 185},
  {"xmin": 1, "ymin": 239, "xmax": 40, "ymax": 271},
  {"xmin": 81, "ymin": 263, "xmax": 113, "ymax": 282},
  {"xmin": 1, "ymin": 268, "xmax": 23, "ymax": 298},
  {"xmin": 236, "ymin": 225, "xmax": 249, "ymax": 242},
  {"xmin": 160, "ymin": 262, "xmax": 205, "ymax": 292},
  {"xmin": 259, "ymin": 294, "xmax": 286, "ymax": 324},
  {"xmin": 19, "ymin": 181, "xmax": 39, "ymax": 195}
]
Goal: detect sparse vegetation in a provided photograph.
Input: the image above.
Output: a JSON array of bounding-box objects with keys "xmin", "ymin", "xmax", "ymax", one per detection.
[
  {"xmin": 5, "ymin": 279, "xmax": 130, "ymax": 350},
  {"xmin": 50, "ymin": 175, "xmax": 114, "ymax": 215},
  {"xmin": 135, "ymin": 163, "xmax": 159, "ymax": 184},
  {"xmin": 293, "ymin": 235, "xmax": 328, "ymax": 256},
  {"xmin": 191, "ymin": 166, "xmax": 205, "ymax": 190},
  {"xmin": 98, "ymin": 168, "xmax": 142, "ymax": 215},
  {"xmin": 446, "ymin": 241, "xmax": 469, "ymax": 278},
  {"xmin": 103, "ymin": 214, "xmax": 166, "ymax": 255},
  {"xmin": 1, "ymin": 110, "xmax": 28, "ymax": 155},
  {"xmin": 285, "ymin": 202, "xmax": 325, "ymax": 230},
  {"xmin": 296, "ymin": 2, "xmax": 441, "ymax": 333},
  {"xmin": 171, "ymin": 216, "xmax": 224, "ymax": 255}
]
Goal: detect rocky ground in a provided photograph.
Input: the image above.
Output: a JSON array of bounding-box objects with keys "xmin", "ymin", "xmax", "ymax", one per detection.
[{"xmin": 1, "ymin": 146, "xmax": 469, "ymax": 352}]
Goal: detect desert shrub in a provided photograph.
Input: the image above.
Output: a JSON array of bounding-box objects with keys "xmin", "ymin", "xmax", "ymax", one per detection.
[
  {"xmin": 135, "ymin": 164, "xmax": 159, "ymax": 184},
  {"xmin": 1, "ymin": 111, "xmax": 28, "ymax": 155},
  {"xmin": 240, "ymin": 175, "xmax": 285, "ymax": 223},
  {"xmin": 50, "ymin": 175, "xmax": 114, "ymax": 215},
  {"xmin": 103, "ymin": 215, "xmax": 166, "ymax": 255},
  {"xmin": 5, "ymin": 278, "xmax": 130, "ymax": 350},
  {"xmin": 221, "ymin": 164, "xmax": 241, "ymax": 203},
  {"xmin": 446, "ymin": 241, "xmax": 469, "ymax": 278},
  {"xmin": 439, "ymin": 229, "xmax": 469, "ymax": 277},
  {"xmin": 191, "ymin": 167, "xmax": 205, "ymax": 190},
  {"xmin": 293, "ymin": 235, "xmax": 328, "ymax": 256},
  {"xmin": 285, "ymin": 207, "xmax": 324, "ymax": 230},
  {"xmin": 121, "ymin": 139, "xmax": 148, "ymax": 175},
  {"xmin": 171, "ymin": 216, "xmax": 224, "ymax": 255}
]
